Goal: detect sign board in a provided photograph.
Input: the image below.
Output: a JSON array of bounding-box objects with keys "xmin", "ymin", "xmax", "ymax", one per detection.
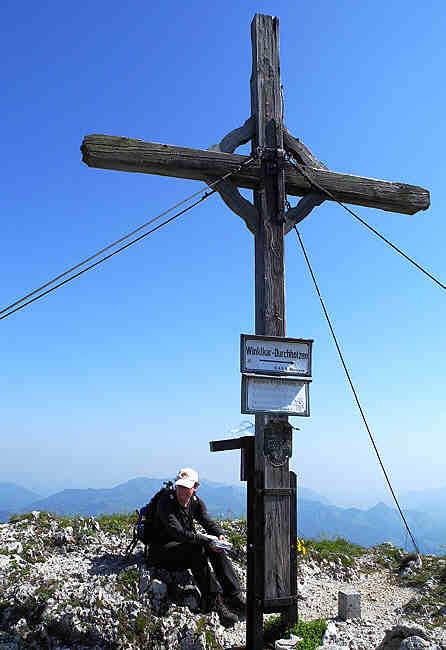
[
  {"xmin": 241, "ymin": 374, "xmax": 310, "ymax": 416},
  {"xmin": 241, "ymin": 334, "xmax": 312, "ymax": 377}
]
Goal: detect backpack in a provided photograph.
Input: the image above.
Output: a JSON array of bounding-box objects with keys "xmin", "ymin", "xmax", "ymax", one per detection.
[{"xmin": 125, "ymin": 480, "xmax": 174, "ymax": 558}]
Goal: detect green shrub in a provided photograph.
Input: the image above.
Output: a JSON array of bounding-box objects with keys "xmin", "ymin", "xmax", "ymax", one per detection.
[
  {"xmin": 263, "ymin": 614, "xmax": 287, "ymax": 644},
  {"xmin": 9, "ymin": 511, "xmax": 72, "ymax": 527},
  {"xmin": 195, "ymin": 616, "xmax": 223, "ymax": 649},
  {"xmin": 303, "ymin": 536, "xmax": 365, "ymax": 567},
  {"xmin": 117, "ymin": 568, "xmax": 139, "ymax": 597},
  {"xmin": 96, "ymin": 513, "xmax": 135, "ymax": 535},
  {"xmin": 305, "ymin": 536, "xmax": 364, "ymax": 557},
  {"xmin": 374, "ymin": 543, "xmax": 403, "ymax": 563},
  {"xmin": 289, "ymin": 619, "xmax": 327, "ymax": 650},
  {"xmin": 263, "ymin": 615, "xmax": 327, "ymax": 650}
]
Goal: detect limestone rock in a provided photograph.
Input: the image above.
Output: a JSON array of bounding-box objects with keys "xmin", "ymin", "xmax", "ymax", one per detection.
[
  {"xmin": 377, "ymin": 623, "xmax": 431, "ymax": 649},
  {"xmin": 275, "ymin": 634, "xmax": 301, "ymax": 649},
  {"xmin": 1, "ymin": 513, "xmax": 446, "ymax": 649},
  {"xmin": 400, "ymin": 636, "xmax": 442, "ymax": 649}
]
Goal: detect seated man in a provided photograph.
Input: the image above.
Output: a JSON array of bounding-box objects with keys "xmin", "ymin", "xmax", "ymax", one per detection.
[{"xmin": 149, "ymin": 467, "xmax": 245, "ymax": 627}]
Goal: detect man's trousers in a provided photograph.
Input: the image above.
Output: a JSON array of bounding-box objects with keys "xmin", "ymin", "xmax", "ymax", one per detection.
[{"xmin": 149, "ymin": 541, "xmax": 240, "ymax": 603}]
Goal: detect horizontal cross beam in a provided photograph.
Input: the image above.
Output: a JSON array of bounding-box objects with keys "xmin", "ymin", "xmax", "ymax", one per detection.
[
  {"xmin": 82, "ymin": 134, "xmax": 430, "ymax": 215},
  {"xmin": 209, "ymin": 436, "xmax": 254, "ymax": 452}
]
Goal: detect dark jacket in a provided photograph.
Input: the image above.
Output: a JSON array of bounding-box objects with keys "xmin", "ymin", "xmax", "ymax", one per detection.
[{"xmin": 151, "ymin": 489, "xmax": 223, "ymax": 546}]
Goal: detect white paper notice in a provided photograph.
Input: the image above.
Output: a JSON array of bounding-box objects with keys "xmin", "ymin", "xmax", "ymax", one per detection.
[{"xmin": 244, "ymin": 375, "xmax": 309, "ymax": 415}]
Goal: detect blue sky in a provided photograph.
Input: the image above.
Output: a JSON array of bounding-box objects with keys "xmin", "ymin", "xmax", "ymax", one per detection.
[{"xmin": 1, "ymin": 0, "xmax": 445, "ymax": 507}]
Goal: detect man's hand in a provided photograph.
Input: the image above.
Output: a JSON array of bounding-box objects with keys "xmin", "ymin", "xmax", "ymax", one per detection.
[{"xmin": 210, "ymin": 535, "xmax": 228, "ymax": 553}]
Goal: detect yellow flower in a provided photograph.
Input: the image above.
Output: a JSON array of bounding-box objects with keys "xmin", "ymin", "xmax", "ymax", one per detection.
[{"xmin": 296, "ymin": 537, "xmax": 306, "ymax": 555}]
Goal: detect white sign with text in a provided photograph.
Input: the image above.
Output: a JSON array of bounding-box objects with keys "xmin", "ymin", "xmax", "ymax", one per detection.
[
  {"xmin": 241, "ymin": 374, "xmax": 310, "ymax": 416},
  {"xmin": 240, "ymin": 334, "xmax": 312, "ymax": 377}
]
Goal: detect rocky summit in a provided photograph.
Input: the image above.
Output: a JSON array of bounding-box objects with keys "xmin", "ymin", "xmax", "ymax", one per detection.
[{"xmin": 0, "ymin": 512, "xmax": 445, "ymax": 649}]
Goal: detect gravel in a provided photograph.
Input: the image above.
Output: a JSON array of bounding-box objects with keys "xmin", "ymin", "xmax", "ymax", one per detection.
[{"xmin": 1, "ymin": 515, "xmax": 445, "ymax": 649}]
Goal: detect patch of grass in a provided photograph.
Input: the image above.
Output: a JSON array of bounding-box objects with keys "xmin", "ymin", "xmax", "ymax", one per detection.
[
  {"xmin": 397, "ymin": 554, "xmax": 445, "ymax": 589},
  {"xmin": 263, "ymin": 614, "xmax": 287, "ymax": 644},
  {"xmin": 8, "ymin": 558, "xmax": 30, "ymax": 579},
  {"xmin": 227, "ymin": 531, "xmax": 245, "ymax": 550},
  {"xmin": 431, "ymin": 614, "xmax": 446, "ymax": 628},
  {"xmin": 21, "ymin": 540, "xmax": 46, "ymax": 564},
  {"xmin": 117, "ymin": 607, "xmax": 162, "ymax": 648},
  {"xmin": 35, "ymin": 579, "xmax": 59, "ymax": 603},
  {"xmin": 96, "ymin": 513, "xmax": 135, "ymax": 535},
  {"xmin": 220, "ymin": 520, "xmax": 247, "ymax": 540},
  {"xmin": 403, "ymin": 573, "xmax": 446, "ymax": 622},
  {"xmin": 304, "ymin": 537, "xmax": 365, "ymax": 567},
  {"xmin": 195, "ymin": 616, "xmax": 223, "ymax": 650},
  {"xmin": 290, "ymin": 619, "xmax": 327, "ymax": 650},
  {"xmin": 9, "ymin": 511, "xmax": 72, "ymax": 528},
  {"xmin": 403, "ymin": 570, "xmax": 434, "ymax": 588},
  {"xmin": 373, "ymin": 543, "xmax": 403, "ymax": 563},
  {"xmin": 263, "ymin": 615, "xmax": 327, "ymax": 650},
  {"xmin": 117, "ymin": 567, "xmax": 139, "ymax": 597}
]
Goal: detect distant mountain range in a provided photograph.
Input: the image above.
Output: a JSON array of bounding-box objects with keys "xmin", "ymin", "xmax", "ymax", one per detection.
[
  {"xmin": 1, "ymin": 479, "xmax": 444, "ymax": 555},
  {"xmin": 0, "ymin": 478, "xmax": 247, "ymax": 521},
  {"xmin": 298, "ymin": 500, "xmax": 446, "ymax": 555},
  {"xmin": 0, "ymin": 483, "xmax": 41, "ymax": 524}
]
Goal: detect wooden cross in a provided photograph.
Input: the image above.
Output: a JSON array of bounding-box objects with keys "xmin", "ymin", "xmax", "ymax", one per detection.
[{"xmin": 81, "ymin": 14, "xmax": 429, "ymax": 649}]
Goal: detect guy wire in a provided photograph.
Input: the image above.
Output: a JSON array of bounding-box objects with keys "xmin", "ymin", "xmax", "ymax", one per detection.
[
  {"xmin": 1, "ymin": 197, "xmax": 208, "ymax": 320},
  {"xmin": 287, "ymin": 155, "xmax": 445, "ymax": 291},
  {"xmin": 1, "ymin": 157, "xmax": 255, "ymax": 320},
  {"xmin": 294, "ymin": 225, "xmax": 420, "ymax": 556}
]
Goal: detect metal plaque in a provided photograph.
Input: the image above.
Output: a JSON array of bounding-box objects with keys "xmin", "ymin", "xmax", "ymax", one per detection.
[
  {"xmin": 241, "ymin": 334, "xmax": 312, "ymax": 377},
  {"xmin": 264, "ymin": 420, "xmax": 292, "ymax": 467},
  {"xmin": 241, "ymin": 374, "xmax": 310, "ymax": 416}
]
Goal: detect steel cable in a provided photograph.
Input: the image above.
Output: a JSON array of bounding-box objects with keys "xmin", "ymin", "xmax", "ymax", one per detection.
[
  {"xmin": 287, "ymin": 155, "xmax": 445, "ymax": 291},
  {"xmin": 294, "ymin": 225, "xmax": 421, "ymax": 556},
  {"xmin": 1, "ymin": 157, "xmax": 255, "ymax": 320}
]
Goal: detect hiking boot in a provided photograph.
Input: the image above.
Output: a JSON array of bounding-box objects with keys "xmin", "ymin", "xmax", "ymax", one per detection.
[
  {"xmin": 224, "ymin": 592, "xmax": 246, "ymax": 615},
  {"xmin": 214, "ymin": 594, "xmax": 239, "ymax": 627}
]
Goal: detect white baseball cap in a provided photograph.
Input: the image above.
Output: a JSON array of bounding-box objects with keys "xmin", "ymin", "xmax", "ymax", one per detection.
[{"xmin": 175, "ymin": 467, "xmax": 199, "ymax": 489}]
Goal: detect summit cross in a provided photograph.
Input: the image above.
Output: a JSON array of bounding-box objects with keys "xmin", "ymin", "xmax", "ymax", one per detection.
[{"xmin": 81, "ymin": 13, "xmax": 429, "ymax": 649}]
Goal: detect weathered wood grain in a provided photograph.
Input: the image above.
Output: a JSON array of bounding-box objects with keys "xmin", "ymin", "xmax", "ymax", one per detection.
[
  {"xmin": 288, "ymin": 471, "xmax": 298, "ymax": 626},
  {"xmin": 251, "ymin": 14, "xmax": 290, "ymax": 621},
  {"xmin": 81, "ymin": 135, "xmax": 430, "ymax": 215},
  {"xmin": 206, "ymin": 118, "xmax": 259, "ymax": 233},
  {"xmin": 264, "ymin": 492, "xmax": 290, "ymax": 598},
  {"xmin": 283, "ymin": 126, "xmax": 327, "ymax": 230},
  {"xmin": 204, "ymin": 176, "xmax": 258, "ymax": 233},
  {"xmin": 251, "ymin": 13, "xmax": 286, "ymax": 339},
  {"xmin": 284, "ymin": 192, "xmax": 325, "ymax": 233},
  {"xmin": 209, "ymin": 116, "xmax": 255, "ymax": 154},
  {"xmin": 283, "ymin": 127, "xmax": 328, "ymax": 170}
]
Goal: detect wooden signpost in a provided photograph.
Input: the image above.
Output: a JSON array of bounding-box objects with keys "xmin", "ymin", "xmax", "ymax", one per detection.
[{"xmin": 81, "ymin": 13, "xmax": 429, "ymax": 649}]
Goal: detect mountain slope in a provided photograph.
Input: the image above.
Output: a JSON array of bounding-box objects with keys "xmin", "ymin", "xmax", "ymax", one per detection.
[
  {"xmin": 299, "ymin": 500, "xmax": 445, "ymax": 554},
  {"xmin": 21, "ymin": 477, "xmax": 247, "ymax": 519},
  {"xmin": 5, "ymin": 477, "xmax": 446, "ymax": 555},
  {"xmin": 0, "ymin": 482, "xmax": 40, "ymax": 512}
]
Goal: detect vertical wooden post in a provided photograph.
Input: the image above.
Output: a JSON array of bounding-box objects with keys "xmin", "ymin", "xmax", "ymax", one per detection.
[
  {"xmin": 248, "ymin": 14, "xmax": 294, "ymax": 648},
  {"xmin": 288, "ymin": 471, "xmax": 298, "ymax": 626}
]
